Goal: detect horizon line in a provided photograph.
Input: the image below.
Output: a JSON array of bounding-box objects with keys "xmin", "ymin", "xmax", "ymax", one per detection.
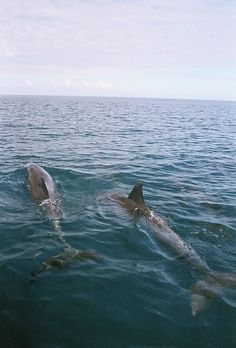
[{"xmin": 0, "ymin": 93, "xmax": 235, "ymax": 103}]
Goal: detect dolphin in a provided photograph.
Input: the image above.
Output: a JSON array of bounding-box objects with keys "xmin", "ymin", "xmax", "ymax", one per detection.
[
  {"xmin": 111, "ymin": 183, "xmax": 236, "ymax": 315},
  {"xmin": 26, "ymin": 162, "xmax": 62, "ymax": 235},
  {"xmin": 26, "ymin": 163, "xmax": 101, "ymax": 280}
]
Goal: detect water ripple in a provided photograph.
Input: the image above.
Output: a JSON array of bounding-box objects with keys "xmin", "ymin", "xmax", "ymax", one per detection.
[{"xmin": 0, "ymin": 96, "xmax": 236, "ymax": 347}]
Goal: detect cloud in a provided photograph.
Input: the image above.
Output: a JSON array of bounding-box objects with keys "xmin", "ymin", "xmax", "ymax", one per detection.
[
  {"xmin": 83, "ymin": 80, "xmax": 114, "ymax": 91},
  {"xmin": 25, "ymin": 79, "xmax": 33, "ymax": 87},
  {"xmin": 64, "ymin": 79, "xmax": 73, "ymax": 87},
  {"xmin": 2, "ymin": 0, "xmax": 235, "ymax": 70},
  {"xmin": 0, "ymin": 0, "xmax": 235, "ymax": 99}
]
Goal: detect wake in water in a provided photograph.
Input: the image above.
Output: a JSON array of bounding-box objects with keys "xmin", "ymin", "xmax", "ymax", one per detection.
[{"xmin": 26, "ymin": 163, "xmax": 101, "ymax": 282}]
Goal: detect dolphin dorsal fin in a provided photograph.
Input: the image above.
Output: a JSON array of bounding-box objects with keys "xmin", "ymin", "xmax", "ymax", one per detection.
[{"xmin": 128, "ymin": 183, "xmax": 147, "ymax": 208}]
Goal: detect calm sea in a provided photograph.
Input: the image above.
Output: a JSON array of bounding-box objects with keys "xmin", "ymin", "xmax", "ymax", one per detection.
[{"xmin": 0, "ymin": 95, "xmax": 235, "ymax": 348}]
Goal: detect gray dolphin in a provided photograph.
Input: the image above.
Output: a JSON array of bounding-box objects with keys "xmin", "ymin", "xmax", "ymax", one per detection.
[
  {"xmin": 26, "ymin": 162, "xmax": 62, "ymax": 234},
  {"xmin": 111, "ymin": 183, "xmax": 236, "ymax": 315},
  {"xmin": 27, "ymin": 163, "xmax": 101, "ymax": 280}
]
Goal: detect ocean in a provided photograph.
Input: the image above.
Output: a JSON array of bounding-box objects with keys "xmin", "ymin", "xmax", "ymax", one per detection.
[{"xmin": 0, "ymin": 95, "xmax": 235, "ymax": 348}]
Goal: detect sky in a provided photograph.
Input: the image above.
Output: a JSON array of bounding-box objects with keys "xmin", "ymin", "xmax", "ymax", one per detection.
[{"xmin": 0, "ymin": 0, "xmax": 236, "ymax": 100}]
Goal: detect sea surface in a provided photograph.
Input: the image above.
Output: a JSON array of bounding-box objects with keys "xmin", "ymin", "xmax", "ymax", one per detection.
[{"xmin": 0, "ymin": 95, "xmax": 235, "ymax": 348}]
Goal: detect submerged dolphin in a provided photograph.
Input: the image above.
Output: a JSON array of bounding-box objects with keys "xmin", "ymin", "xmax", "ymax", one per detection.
[
  {"xmin": 111, "ymin": 183, "xmax": 236, "ymax": 315},
  {"xmin": 30, "ymin": 247, "xmax": 102, "ymax": 283}
]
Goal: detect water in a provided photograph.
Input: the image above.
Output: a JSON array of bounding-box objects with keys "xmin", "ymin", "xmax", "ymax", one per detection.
[{"xmin": 0, "ymin": 95, "xmax": 235, "ymax": 348}]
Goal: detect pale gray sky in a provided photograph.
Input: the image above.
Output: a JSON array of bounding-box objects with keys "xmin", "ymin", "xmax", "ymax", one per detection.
[{"xmin": 0, "ymin": 0, "xmax": 236, "ymax": 100}]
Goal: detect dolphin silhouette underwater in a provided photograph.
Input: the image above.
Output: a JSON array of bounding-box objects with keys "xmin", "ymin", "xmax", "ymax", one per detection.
[
  {"xmin": 26, "ymin": 163, "xmax": 101, "ymax": 281},
  {"xmin": 111, "ymin": 183, "xmax": 236, "ymax": 315}
]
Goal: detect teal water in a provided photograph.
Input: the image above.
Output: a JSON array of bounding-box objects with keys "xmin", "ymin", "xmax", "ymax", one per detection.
[{"xmin": 0, "ymin": 96, "xmax": 235, "ymax": 348}]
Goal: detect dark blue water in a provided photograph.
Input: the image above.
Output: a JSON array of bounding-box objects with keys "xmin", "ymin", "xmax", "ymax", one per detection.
[{"xmin": 0, "ymin": 95, "xmax": 235, "ymax": 348}]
